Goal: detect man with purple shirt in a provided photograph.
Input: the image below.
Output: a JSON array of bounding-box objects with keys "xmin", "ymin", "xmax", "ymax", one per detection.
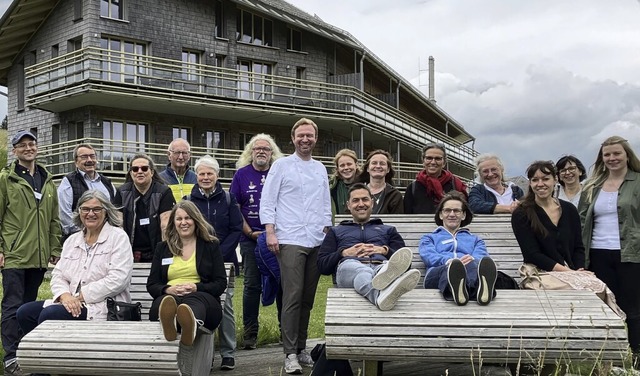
[{"xmin": 230, "ymin": 133, "xmax": 283, "ymax": 350}]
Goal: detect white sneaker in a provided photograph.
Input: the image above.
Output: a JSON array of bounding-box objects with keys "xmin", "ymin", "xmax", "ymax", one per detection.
[
  {"xmin": 297, "ymin": 349, "xmax": 314, "ymax": 367},
  {"xmin": 284, "ymin": 353, "xmax": 303, "ymax": 374},
  {"xmin": 372, "ymin": 247, "xmax": 413, "ymax": 290},
  {"xmin": 376, "ymin": 269, "xmax": 420, "ymax": 311}
]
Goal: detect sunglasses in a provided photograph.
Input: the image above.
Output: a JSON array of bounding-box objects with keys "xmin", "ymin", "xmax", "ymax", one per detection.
[{"xmin": 131, "ymin": 165, "xmax": 150, "ymax": 173}]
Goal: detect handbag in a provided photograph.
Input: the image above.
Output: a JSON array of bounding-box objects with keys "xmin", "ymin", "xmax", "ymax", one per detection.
[
  {"xmin": 518, "ymin": 263, "xmax": 571, "ymax": 290},
  {"xmin": 106, "ymin": 297, "xmax": 142, "ymax": 321}
]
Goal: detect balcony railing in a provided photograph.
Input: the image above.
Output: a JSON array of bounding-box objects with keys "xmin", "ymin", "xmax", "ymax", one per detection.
[
  {"xmin": 25, "ymin": 47, "xmax": 478, "ymax": 169},
  {"xmin": 37, "ymin": 138, "xmax": 473, "ymax": 189}
]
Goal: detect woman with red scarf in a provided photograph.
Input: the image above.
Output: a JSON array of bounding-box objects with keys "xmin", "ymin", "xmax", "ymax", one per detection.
[{"xmin": 404, "ymin": 143, "xmax": 468, "ymax": 214}]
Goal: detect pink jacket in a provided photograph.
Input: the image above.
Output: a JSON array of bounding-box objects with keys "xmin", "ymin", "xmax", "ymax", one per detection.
[{"xmin": 46, "ymin": 222, "xmax": 133, "ymax": 320}]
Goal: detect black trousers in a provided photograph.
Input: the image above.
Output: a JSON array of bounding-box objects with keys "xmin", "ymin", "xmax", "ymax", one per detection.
[
  {"xmin": 149, "ymin": 292, "xmax": 223, "ymax": 332},
  {"xmin": 1, "ymin": 268, "xmax": 45, "ymax": 362},
  {"xmin": 589, "ymin": 249, "xmax": 640, "ymax": 353}
]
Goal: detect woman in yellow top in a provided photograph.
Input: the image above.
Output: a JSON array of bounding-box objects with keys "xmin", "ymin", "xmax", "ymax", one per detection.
[{"xmin": 146, "ymin": 200, "xmax": 227, "ymax": 346}]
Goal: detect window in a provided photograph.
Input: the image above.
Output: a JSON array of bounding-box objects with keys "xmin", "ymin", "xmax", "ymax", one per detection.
[
  {"xmin": 17, "ymin": 59, "xmax": 24, "ymax": 110},
  {"xmin": 181, "ymin": 50, "xmax": 201, "ymax": 82},
  {"xmin": 214, "ymin": 0, "xmax": 226, "ymax": 38},
  {"xmin": 102, "ymin": 120, "xmax": 147, "ymax": 170},
  {"xmin": 236, "ymin": 9, "xmax": 272, "ymax": 46},
  {"xmin": 237, "ymin": 60, "xmax": 272, "ymax": 100},
  {"xmin": 100, "ymin": 37, "xmax": 147, "ymax": 83},
  {"xmin": 74, "ymin": 0, "xmax": 83, "ymax": 21},
  {"xmin": 206, "ymin": 131, "xmax": 224, "ymax": 151},
  {"xmin": 287, "ymin": 27, "xmax": 301, "ymax": 51},
  {"xmin": 101, "ymin": 0, "xmax": 124, "ymax": 20},
  {"xmin": 239, "ymin": 133, "xmax": 254, "ymax": 150},
  {"xmin": 51, "ymin": 44, "xmax": 59, "ymax": 58},
  {"xmin": 173, "ymin": 127, "xmax": 191, "ymax": 141}
]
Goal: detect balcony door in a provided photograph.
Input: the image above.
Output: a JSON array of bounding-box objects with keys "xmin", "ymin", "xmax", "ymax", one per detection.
[
  {"xmin": 100, "ymin": 37, "xmax": 147, "ymax": 84},
  {"xmin": 101, "ymin": 119, "xmax": 147, "ymax": 171},
  {"xmin": 237, "ymin": 60, "xmax": 272, "ymax": 101}
]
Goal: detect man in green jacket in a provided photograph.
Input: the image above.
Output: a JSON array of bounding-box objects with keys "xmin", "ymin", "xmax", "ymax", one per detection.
[{"xmin": 0, "ymin": 130, "xmax": 62, "ymax": 376}]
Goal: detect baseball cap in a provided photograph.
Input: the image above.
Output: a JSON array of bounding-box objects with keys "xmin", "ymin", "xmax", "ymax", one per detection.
[{"xmin": 11, "ymin": 130, "xmax": 37, "ymax": 146}]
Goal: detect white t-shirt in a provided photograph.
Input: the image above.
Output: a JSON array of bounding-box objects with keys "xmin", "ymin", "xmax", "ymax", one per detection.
[{"xmin": 591, "ymin": 190, "xmax": 621, "ymax": 250}]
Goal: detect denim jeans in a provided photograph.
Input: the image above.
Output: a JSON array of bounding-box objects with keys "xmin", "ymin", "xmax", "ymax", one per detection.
[
  {"xmin": 17, "ymin": 300, "xmax": 87, "ymax": 335},
  {"xmin": 424, "ymin": 260, "xmax": 480, "ymax": 300},
  {"xmin": 336, "ymin": 260, "xmax": 383, "ymax": 305}
]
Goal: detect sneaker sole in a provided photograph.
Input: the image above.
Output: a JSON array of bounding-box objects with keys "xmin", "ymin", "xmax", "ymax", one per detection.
[
  {"xmin": 448, "ymin": 259, "xmax": 468, "ymax": 306},
  {"xmin": 377, "ymin": 269, "xmax": 420, "ymax": 311},
  {"xmin": 159, "ymin": 295, "xmax": 177, "ymax": 341},
  {"xmin": 372, "ymin": 247, "xmax": 413, "ymax": 290},
  {"xmin": 477, "ymin": 257, "xmax": 497, "ymax": 305},
  {"xmin": 177, "ymin": 304, "xmax": 197, "ymax": 346}
]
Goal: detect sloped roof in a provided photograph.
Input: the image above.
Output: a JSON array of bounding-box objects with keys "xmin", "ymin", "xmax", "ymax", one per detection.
[{"xmin": 0, "ymin": 0, "xmax": 60, "ymax": 86}]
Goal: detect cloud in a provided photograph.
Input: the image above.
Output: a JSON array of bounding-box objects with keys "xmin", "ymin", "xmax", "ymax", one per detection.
[{"xmin": 435, "ymin": 65, "xmax": 640, "ymax": 176}]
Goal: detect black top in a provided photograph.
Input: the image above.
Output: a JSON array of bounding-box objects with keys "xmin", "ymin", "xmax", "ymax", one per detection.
[
  {"xmin": 403, "ymin": 180, "xmax": 454, "ymax": 214},
  {"xmin": 511, "ymin": 199, "xmax": 585, "ymax": 271}
]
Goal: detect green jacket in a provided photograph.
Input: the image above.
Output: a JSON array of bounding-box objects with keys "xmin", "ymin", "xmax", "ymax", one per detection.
[
  {"xmin": 0, "ymin": 161, "xmax": 62, "ymax": 269},
  {"xmin": 579, "ymin": 170, "xmax": 640, "ymax": 267}
]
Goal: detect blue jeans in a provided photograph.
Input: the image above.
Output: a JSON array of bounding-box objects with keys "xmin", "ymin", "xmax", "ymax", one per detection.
[
  {"xmin": 218, "ymin": 287, "xmax": 236, "ymax": 358},
  {"xmin": 336, "ymin": 260, "xmax": 383, "ymax": 305},
  {"xmin": 424, "ymin": 260, "xmax": 480, "ymax": 300},
  {"xmin": 17, "ymin": 300, "xmax": 88, "ymax": 336},
  {"xmin": 1, "ymin": 268, "xmax": 46, "ymax": 362}
]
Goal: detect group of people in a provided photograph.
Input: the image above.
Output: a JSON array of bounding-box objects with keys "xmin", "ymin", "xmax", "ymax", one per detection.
[{"xmin": 1, "ymin": 123, "xmax": 639, "ymax": 375}]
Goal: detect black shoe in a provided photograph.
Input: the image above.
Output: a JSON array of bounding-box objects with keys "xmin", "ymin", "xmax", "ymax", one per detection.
[
  {"xmin": 220, "ymin": 357, "xmax": 235, "ymax": 370},
  {"xmin": 447, "ymin": 258, "xmax": 468, "ymax": 306},
  {"xmin": 244, "ymin": 336, "xmax": 257, "ymax": 350},
  {"xmin": 477, "ymin": 257, "xmax": 497, "ymax": 305}
]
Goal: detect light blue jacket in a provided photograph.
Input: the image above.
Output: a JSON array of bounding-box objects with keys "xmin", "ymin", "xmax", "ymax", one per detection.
[{"xmin": 419, "ymin": 226, "xmax": 488, "ymax": 269}]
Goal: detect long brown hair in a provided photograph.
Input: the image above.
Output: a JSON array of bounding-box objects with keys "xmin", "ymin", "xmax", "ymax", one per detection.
[
  {"xmin": 520, "ymin": 160, "xmax": 557, "ymax": 238},
  {"xmin": 164, "ymin": 200, "xmax": 216, "ymax": 256}
]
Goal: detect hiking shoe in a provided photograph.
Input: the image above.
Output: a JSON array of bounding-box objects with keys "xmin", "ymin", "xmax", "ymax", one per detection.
[
  {"xmin": 244, "ymin": 336, "xmax": 257, "ymax": 350},
  {"xmin": 220, "ymin": 357, "xmax": 235, "ymax": 370},
  {"xmin": 376, "ymin": 269, "xmax": 420, "ymax": 311},
  {"xmin": 477, "ymin": 257, "xmax": 497, "ymax": 305},
  {"xmin": 176, "ymin": 304, "xmax": 197, "ymax": 346},
  {"xmin": 4, "ymin": 360, "xmax": 25, "ymax": 376},
  {"xmin": 448, "ymin": 258, "xmax": 469, "ymax": 306},
  {"xmin": 284, "ymin": 353, "xmax": 303, "ymax": 374},
  {"xmin": 371, "ymin": 247, "xmax": 413, "ymax": 290},
  {"xmin": 159, "ymin": 295, "xmax": 178, "ymax": 341},
  {"xmin": 297, "ymin": 349, "xmax": 314, "ymax": 367}
]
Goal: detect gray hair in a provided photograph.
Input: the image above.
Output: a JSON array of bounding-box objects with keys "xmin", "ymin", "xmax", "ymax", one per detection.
[
  {"xmin": 474, "ymin": 153, "xmax": 506, "ymax": 184},
  {"xmin": 194, "ymin": 155, "xmax": 220, "ymax": 174},
  {"xmin": 72, "ymin": 190, "xmax": 122, "ymax": 228}
]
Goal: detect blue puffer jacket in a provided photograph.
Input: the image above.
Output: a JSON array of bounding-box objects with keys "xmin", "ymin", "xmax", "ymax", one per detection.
[
  {"xmin": 468, "ymin": 183, "xmax": 524, "ymax": 214},
  {"xmin": 187, "ymin": 182, "xmax": 243, "ymax": 268},
  {"xmin": 418, "ymin": 227, "xmax": 488, "ymax": 269},
  {"xmin": 317, "ymin": 218, "xmax": 405, "ymax": 276}
]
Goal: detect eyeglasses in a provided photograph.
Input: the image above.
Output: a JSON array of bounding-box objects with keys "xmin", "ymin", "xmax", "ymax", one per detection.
[
  {"xmin": 15, "ymin": 141, "xmax": 37, "ymax": 149},
  {"xmin": 79, "ymin": 206, "xmax": 104, "ymax": 214},
  {"xmin": 559, "ymin": 166, "xmax": 577, "ymax": 175},
  {"xmin": 78, "ymin": 154, "xmax": 97, "ymax": 160},
  {"xmin": 481, "ymin": 168, "xmax": 500, "ymax": 175},
  {"xmin": 441, "ymin": 208, "xmax": 463, "ymax": 215},
  {"xmin": 252, "ymin": 147, "xmax": 272, "ymax": 152},
  {"xmin": 424, "ymin": 156, "xmax": 444, "ymax": 162},
  {"xmin": 131, "ymin": 165, "xmax": 150, "ymax": 172},
  {"xmin": 170, "ymin": 150, "xmax": 190, "ymax": 156}
]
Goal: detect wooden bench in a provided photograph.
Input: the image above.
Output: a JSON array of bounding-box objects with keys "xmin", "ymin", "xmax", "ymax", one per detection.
[
  {"xmin": 17, "ymin": 263, "xmax": 234, "ymax": 376},
  {"xmin": 326, "ymin": 214, "xmax": 629, "ymax": 375}
]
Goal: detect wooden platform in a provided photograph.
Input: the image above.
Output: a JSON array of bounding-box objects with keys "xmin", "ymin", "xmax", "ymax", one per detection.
[{"xmin": 325, "ymin": 289, "xmax": 629, "ymax": 365}]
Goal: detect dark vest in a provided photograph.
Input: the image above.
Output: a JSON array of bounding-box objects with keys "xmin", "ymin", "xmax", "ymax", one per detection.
[
  {"xmin": 66, "ymin": 171, "xmax": 115, "ymax": 211},
  {"xmin": 119, "ymin": 181, "xmax": 167, "ymax": 251}
]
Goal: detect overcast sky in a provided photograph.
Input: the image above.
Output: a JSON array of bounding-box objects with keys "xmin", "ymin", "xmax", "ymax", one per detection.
[{"xmin": 2, "ymin": 0, "xmax": 640, "ymax": 177}]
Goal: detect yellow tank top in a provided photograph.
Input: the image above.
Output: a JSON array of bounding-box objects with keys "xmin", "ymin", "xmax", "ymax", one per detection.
[{"xmin": 167, "ymin": 250, "xmax": 201, "ymax": 285}]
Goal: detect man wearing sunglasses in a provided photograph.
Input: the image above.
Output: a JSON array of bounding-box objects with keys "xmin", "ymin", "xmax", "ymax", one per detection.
[
  {"xmin": 57, "ymin": 144, "xmax": 117, "ymax": 241},
  {"xmin": 159, "ymin": 138, "xmax": 197, "ymax": 202},
  {"xmin": 0, "ymin": 130, "xmax": 62, "ymax": 376}
]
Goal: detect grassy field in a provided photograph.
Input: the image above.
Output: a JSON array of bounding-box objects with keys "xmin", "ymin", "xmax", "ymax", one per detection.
[{"xmin": 0, "ymin": 272, "xmax": 333, "ymax": 363}]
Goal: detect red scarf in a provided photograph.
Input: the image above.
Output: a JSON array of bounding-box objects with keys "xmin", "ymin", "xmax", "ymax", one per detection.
[{"xmin": 416, "ymin": 169, "xmax": 468, "ymax": 204}]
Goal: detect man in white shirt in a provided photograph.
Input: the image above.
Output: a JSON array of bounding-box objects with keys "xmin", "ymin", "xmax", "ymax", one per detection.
[
  {"xmin": 260, "ymin": 118, "xmax": 332, "ymax": 375},
  {"xmin": 57, "ymin": 144, "xmax": 116, "ymax": 240}
]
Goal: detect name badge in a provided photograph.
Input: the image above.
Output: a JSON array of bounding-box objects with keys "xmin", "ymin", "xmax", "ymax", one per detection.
[
  {"xmin": 34, "ymin": 192, "xmax": 43, "ymax": 200},
  {"xmin": 162, "ymin": 258, "xmax": 174, "ymax": 266},
  {"xmin": 140, "ymin": 218, "xmax": 150, "ymax": 225}
]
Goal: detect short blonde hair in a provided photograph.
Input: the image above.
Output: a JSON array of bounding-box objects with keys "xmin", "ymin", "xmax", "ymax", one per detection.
[{"xmin": 291, "ymin": 117, "xmax": 318, "ymax": 137}]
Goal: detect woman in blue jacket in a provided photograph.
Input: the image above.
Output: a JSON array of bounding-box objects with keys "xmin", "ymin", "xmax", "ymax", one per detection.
[
  {"xmin": 469, "ymin": 154, "xmax": 524, "ymax": 214},
  {"xmin": 419, "ymin": 191, "xmax": 497, "ymax": 306},
  {"xmin": 187, "ymin": 155, "xmax": 242, "ymax": 371}
]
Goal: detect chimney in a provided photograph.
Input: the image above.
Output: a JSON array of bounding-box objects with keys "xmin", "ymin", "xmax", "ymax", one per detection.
[{"xmin": 428, "ymin": 55, "xmax": 436, "ymax": 102}]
